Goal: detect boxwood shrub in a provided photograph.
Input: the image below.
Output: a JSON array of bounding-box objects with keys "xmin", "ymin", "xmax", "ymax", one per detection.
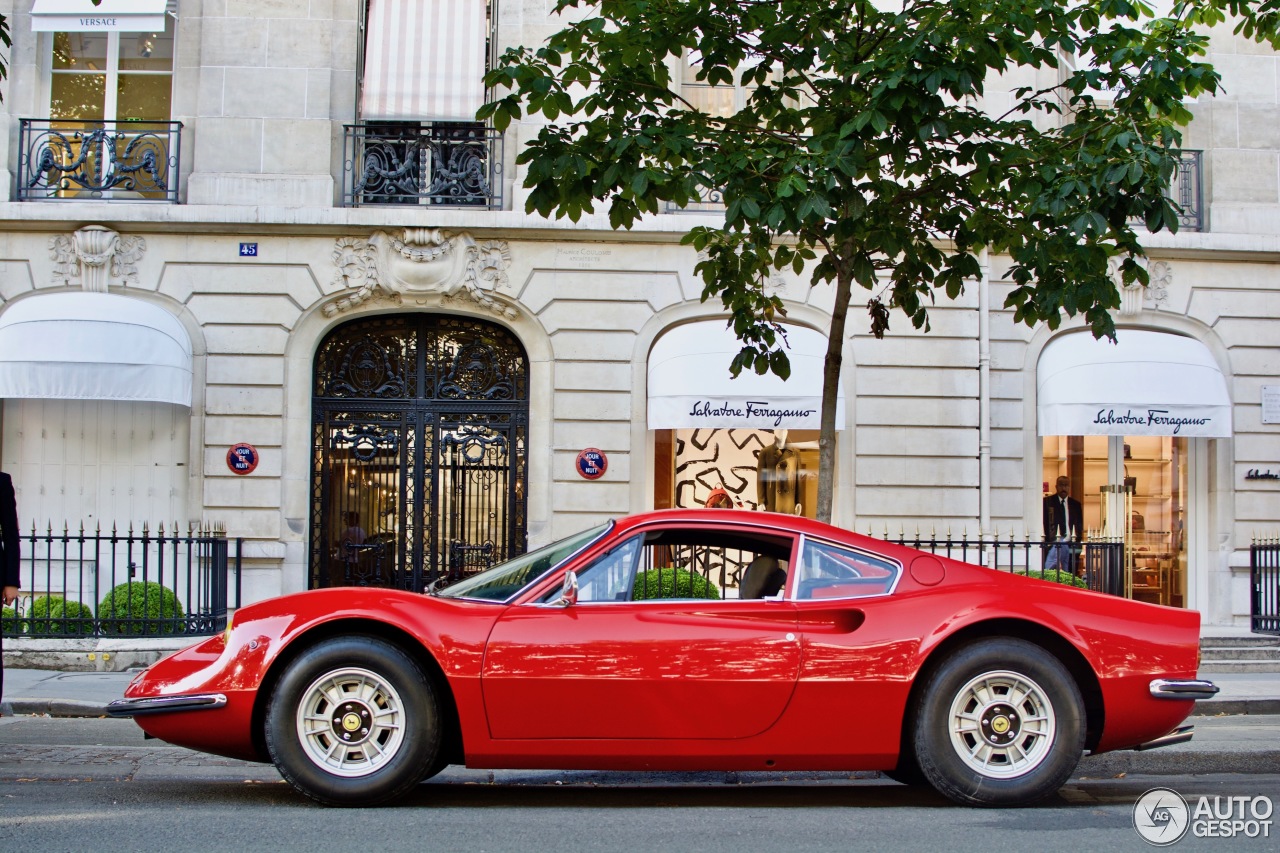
[
  {"xmin": 27, "ymin": 596, "xmax": 96, "ymax": 636},
  {"xmin": 1024, "ymin": 569, "xmax": 1089, "ymax": 589},
  {"xmin": 631, "ymin": 567, "xmax": 720, "ymax": 601},
  {"xmin": 98, "ymin": 581, "xmax": 185, "ymax": 635},
  {"xmin": 1, "ymin": 604, "xmax": 25, "ymax": 635}
]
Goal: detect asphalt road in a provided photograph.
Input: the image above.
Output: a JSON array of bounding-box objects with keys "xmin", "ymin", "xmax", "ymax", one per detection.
[{"xmin": 3, "ymin": 717, "xmax": 1279, "ymax": 853}]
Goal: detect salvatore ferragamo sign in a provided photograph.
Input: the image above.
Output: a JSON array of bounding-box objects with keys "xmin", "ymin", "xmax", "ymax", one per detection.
[{"xmin": 1092, "ymin": 408, "xmax": 1215, "ymax": 436}]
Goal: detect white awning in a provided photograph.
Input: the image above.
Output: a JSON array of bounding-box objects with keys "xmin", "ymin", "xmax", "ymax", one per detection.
[
  {"xmin": 31, "ymin": 0, "xmax": 171, "ymax": 32},
  {"xmin": 361, "ymin": 0, "xmax": 488, "ymax": 121},
  {"xmin": 1037, "ymin": 329, "xmax": 1232, "ymax": 438},
  {"xmin": 648, "ymin": 321, "xmax": 845, "ymax": 430},
  {"xmin": 0, "ymin": 293, "xmax": 192, "ymax": 407}
]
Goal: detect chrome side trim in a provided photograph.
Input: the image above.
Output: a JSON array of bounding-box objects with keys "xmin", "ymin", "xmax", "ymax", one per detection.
[
  {"xmin": 1149, "ymin": 678, "xmax": 1220, "ymax": 700},
  {"xmin": 105, "ymin": 693, "xmax": 228, "ymax": 717},
  {"xmin": 1133, "ymin": 724, "xmax": 1195, "ymax": 752}
]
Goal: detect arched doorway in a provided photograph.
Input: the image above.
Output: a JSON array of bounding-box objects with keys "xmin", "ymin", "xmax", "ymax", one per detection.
[{"xmin": 310, "ymin": 314, "xmax": 528, "ymax": 590}]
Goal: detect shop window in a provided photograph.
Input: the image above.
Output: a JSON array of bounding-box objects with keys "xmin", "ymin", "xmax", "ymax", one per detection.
[
  {"xmin": 656, "ymin": 428, "xmax": 822, "ymax": 519},
  {"xmin": 1042, "ymin": 434, "xmax": 1188, "ymax": 607},
  {"xmin": 37, "ymin": 16, "xmax": 176, "ymax": 200}
]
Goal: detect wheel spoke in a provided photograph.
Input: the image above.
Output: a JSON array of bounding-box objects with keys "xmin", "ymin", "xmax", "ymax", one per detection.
[
  {"xmin": 293, "ymin": 666, "xmax": 409, "ymax": 779},
  {"xmin": 947, "ymin": 668, "xmax": 1058, "ymax": 779}
]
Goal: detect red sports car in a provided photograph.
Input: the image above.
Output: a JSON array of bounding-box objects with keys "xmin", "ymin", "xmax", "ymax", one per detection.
[{"xmin": 108, "ymin": 509, "xmax": 1216, "ymax": 807}]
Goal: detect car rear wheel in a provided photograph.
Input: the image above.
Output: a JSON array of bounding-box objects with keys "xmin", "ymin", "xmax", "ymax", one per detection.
[
  {"xmin": 912, "ymin": 638, "xmax": 1085, "ymax": 807},
  {"xmin": 265, "ymin": 636, "xmax": 441, "ymax": 806}
]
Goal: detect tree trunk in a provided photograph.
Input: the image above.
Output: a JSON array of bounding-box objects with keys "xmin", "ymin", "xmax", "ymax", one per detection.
[{"xmin": 815, "ymin": 263, "xmax": 855, "ymax": 523}]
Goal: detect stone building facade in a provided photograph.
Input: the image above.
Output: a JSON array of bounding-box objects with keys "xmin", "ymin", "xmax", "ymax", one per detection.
[{"xmin": 0, "ymin": 1, "xmax": 1276, "ymax": 628}]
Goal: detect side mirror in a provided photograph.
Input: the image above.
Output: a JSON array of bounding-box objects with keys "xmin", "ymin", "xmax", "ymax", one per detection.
[{"xmin": 552, "ymin": 570, "xmax": 578, "ymax": 607}]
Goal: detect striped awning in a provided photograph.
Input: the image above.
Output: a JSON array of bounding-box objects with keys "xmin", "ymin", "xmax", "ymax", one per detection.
[{"xmin": 361, "ymin": 0, "xmax": 488, "ymax": 122}]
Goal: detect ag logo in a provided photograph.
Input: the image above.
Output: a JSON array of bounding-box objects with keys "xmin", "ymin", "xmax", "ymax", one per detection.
[{"xmin": 1134, "ymin": 787, "xmax": 1190, "ymax": 846}]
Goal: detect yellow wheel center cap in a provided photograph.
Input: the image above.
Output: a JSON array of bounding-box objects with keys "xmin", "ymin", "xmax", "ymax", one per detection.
[
  {"xmin": 342, "ymin": 713, "xmax": 362, "ymax": 733},
  {"xmin": 991, "ymin": 716, "xmax": 1011, "ymax": 735}
]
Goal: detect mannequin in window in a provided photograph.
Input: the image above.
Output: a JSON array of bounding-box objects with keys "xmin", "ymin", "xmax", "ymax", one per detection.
[
  {"xmin": 1042, "ymin": 476, "xmax": 1083, "ymax": 572},
  {"xmin": 756, "ymin": 430, "xmax": 799, "ymax": 514}
]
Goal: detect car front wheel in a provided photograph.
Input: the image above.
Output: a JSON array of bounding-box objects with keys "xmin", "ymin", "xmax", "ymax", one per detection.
[
  {"xmin": 912, "ymin": 637, "xmax": 1085, "ymax": 807},
  {"xmin": 265, "ymin": 636, "xmax": 441, "ymax": 806}
]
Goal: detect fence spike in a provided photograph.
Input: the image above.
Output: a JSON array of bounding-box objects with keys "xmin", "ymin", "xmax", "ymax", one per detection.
[{"xmin": 45, "ymin": 519, "xmax": 52, "ymax": 534}]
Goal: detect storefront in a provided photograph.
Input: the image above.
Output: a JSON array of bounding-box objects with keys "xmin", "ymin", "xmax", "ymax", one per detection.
[
  {"xmin": 1037, "ymin": 328, "xmax": 1232, "ymax": 609},
  {"xmin": 0, "ymin": 290, "xmax": 195, "ymax": 527},
  {"xmin": 647, "ymin": 320, "xmax": 845, "ymax": 516}
]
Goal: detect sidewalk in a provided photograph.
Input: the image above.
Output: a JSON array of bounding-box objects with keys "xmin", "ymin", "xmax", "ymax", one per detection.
[{"xmin": 3, "ymin": 668, "xmax": 1278, "ymax": 780}]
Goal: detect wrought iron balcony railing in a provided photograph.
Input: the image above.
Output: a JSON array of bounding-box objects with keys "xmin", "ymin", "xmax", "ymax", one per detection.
[
  {"xmin": 343, "ymin": 121, "xmax": 503, "ymax": 208},
  {"xmin": 1164, "ymin": 149, "xmax": 1204, "ymax": 232},
  {"xmin": 664, "ymin": 150, "xmax": 1206, "ymax": 233},
  {"xmin": 17, "ymin": 119, "xmax": 182, "ymax": 202}
]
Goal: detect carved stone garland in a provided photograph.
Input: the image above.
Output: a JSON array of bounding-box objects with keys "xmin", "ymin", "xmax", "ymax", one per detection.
[
  {"xmin": 1111, "ymin": 255, "xmax": 1172, "ymax": 317},
  {"xmin": 49, "ymin": 225, "xmax": 146, "ymax": 291},
  {"xmin": 328, "ymin": 229, "xmax": 516, "ymax": 319}
]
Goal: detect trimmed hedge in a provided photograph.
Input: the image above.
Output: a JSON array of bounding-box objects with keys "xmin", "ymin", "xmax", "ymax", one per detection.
[
  {"xmin": 1, "ymin": 604, "xmax": 25, "ymax": 635},
  {"xmin": 28, "ymin": 596, "xmax": 96, "ymax": 636},
  {"xmin": 631, "ymin": 567, "xmax": 720, "ymax": 601},
  {"xmin": 98, "ymin": 581, "xmax": 185, "ymax": 636},
  {"xmin": 1024, "ymin": 569, "xmax": 1089, "ymax": 589}
]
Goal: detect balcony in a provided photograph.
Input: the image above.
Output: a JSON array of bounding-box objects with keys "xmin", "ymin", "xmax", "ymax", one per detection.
[
  {"xmin": 343, "ymin": 122, "xmax": 503, "ymax": 209},
  {"xmin": 16, "ymin": 119, "xmax": 182, "ymax": 203},
  {"xmin": 1165, "ymin": 150, "xmax": 1204, "ymax": 232},
  {"xmin": 664, "ymin": 150, "xmax": 1206, "ymax": 232}
]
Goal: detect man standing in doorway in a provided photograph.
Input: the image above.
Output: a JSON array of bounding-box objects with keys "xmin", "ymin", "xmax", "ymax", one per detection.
[
  {"xmin": 1043, "ymin": 475, "xmax": 1083, "ymax": 572},
  {"xmin": 1, "ymin": 471, "xmax": 21, "ymax": 706}
]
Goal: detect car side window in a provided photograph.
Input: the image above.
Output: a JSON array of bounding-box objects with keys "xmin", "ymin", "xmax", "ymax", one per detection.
[
  {"xmin": 558, "ymin": 528, "xmax": 795, "ymax": 603},
  {"xmin": 795, "ymin": 539, "xmax": 900, "ymax": 600},
  {"xmin": 574, "ymin": 537, "xmax": 642, "ymax": 602}
]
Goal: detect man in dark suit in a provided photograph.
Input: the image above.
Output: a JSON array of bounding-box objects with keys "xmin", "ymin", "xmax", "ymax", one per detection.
[
  {"xmin": 1042, "ymin": 475, "xmax": 1083, "ymax": 572},
  {"xmin": 1, "ymin": 471, "xmax": 21, "ymax": 706}
]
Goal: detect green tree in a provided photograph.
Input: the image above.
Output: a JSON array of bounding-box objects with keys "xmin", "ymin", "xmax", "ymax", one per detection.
[{"xmin": 484, "ymin": 0, "xmax": 1280, "ymax": 522}]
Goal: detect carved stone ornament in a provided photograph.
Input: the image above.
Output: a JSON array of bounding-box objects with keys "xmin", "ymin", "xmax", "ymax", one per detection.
[
  {"xmin": 49, "ymin": 225, "xmax": 146, "ymax": 291},
  {"xmin": 328, "ymin": 229, "xmax": 516, "ymax": 319},
  {"xmin": 1112, "ymin": 255, "xmax": 1171, "ymax": 317}
]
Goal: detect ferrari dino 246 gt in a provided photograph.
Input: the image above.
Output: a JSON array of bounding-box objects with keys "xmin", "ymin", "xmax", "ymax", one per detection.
[{"xmin": 108, "ymin": 509, "xmax": 1216, "ymax": 807}]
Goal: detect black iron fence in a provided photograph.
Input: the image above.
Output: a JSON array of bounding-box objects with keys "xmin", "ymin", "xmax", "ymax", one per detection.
[
  {"xmin": 342, "ymin": 121, "xmax": 503, "ymax": 208},
  {"xmin": 878, "ymin": 531, "xmax": 1126, "ymax": 597},
  {"xmin": 1252, "ymin": 537, "xmax": 1280, "ymax": 636},
  {"xmin": 16, "ymin": 119, "xmax": 183, "ymax": 202},
  {"xmin": 1, "ymin": 523, "xmax": 241, "ymax": 639}
]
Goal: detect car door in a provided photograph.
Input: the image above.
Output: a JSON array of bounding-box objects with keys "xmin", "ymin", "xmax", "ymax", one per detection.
[{"xmin": 481, "ymin": 531, "xmax": 802, "ymax": 740}]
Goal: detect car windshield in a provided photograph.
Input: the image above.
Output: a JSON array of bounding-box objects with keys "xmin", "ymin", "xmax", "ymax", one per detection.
[{"xmin": 435, "ymin": 522, "xmax": 611, "ymax": 603}]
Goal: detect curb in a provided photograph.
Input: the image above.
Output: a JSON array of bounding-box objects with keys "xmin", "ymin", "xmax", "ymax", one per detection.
[
  {"xmin": 3, "ymin": 698, "xmax": 109, "ymax": 718},
  {"xmin": 1194, "ymin": 698, "xmax": 1280, "ymax": 715}
]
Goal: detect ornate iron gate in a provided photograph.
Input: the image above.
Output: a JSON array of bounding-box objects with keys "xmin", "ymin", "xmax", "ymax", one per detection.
[{"xmin": 310, "ymin": 314, "xmax": 528, "ymax": 590}]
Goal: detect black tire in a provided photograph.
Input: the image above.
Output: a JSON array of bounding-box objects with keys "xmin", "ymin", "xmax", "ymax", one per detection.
[
  {"xmin": 883, "ymin": 751, "xmax": 928, "ymax": 787},
  {"xmin": 911, "ymin": 637, "xmax": 1085, "ymax": 807},
  {"xmin": 265, "ymin": 636, "xmax": 441, "ymax": 806}
]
